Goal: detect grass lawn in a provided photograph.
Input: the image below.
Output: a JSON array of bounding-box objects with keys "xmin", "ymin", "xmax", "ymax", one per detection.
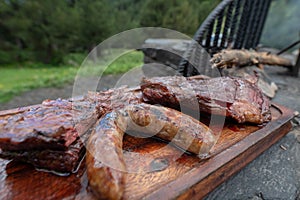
[{"xmin": 0, "ymin": 50, "xmax": 143, "ymax": 103}]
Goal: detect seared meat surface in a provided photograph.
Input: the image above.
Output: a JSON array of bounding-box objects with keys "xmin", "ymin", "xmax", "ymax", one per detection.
[
  {"xmin": 141, "ymin": 76, "xmax": 271, "ymax": 124},
  {"xmin": 86, "ymin": 86, "xmax": 143, "ymax": 116},
  {"xmin": 0, "ymin": 76, "xmax": 272, "ymax": 175},
  {"xmin": 0, "ymin": 136, "xmax": 86, "ymax": 173},
  {"xmin": 0, "ymin": 86, "xmax": 143, "ymax": 173},
  {"xmin": 0, "ymin": 98, "xmax": 99, "ymax": 152}
]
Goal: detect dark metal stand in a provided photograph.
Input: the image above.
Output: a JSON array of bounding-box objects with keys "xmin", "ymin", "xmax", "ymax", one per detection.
[
  {"xmin": 178, "ymin": 0, "xmax": 272, "ymax": 77},
  {"xmin": 292, "ymin": 49, "xmax": 300, "ymax": 77}
]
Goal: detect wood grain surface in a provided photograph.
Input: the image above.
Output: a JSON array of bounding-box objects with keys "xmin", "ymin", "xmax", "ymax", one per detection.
[{"xmin": 0, "ymin": 103, "xmax": 294, "ymax": 200}]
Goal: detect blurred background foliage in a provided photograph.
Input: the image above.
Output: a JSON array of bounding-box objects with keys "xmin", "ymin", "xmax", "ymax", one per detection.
[
  {"xmin": 0, "ymin": 0, "xmax": 222, "ymax": 65},
  {"xmin": 0, "ymin": 0, "xmax": 299, "ymax": 66},
  {"xmin": 0, "ymin": 0, "xmax": 299, "ymax": 103}
]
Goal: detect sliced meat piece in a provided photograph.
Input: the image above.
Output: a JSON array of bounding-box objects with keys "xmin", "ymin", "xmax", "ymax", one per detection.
[
  {"xmin": 0, "ymin": 86, "xmax": 142, "ymax": 152},
  {"xmin": 141, "ymin": 76, "xmax": 271, "ymax": 124},
  {"xmin": 0, "ymin": 86, "xmax": 142, "ymax": 173},
  {"xmin": 0, "ymin": 136, "xmax": 85, "ymax": 174},
  {"xmin": 0, "ymin": 98, "xmax": 99, "ymax": 151},
  {"xmin": 86, "ymin": 86, "xmax": 143, "ymax": 115}
]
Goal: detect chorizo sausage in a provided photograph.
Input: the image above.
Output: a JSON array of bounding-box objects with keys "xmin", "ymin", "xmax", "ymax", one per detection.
[{"xmin": 86, "ymin": 103, "xmax": 215, "ymax": 199}]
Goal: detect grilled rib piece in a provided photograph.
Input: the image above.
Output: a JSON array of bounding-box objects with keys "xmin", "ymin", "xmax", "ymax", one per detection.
[
  {"xmin": 141, "ymin": 76, "xmax": 271, "ymax": 124},
  {"xmin": 0, "ymin": 97, "xmax": 98, "ymax": 173},
  {"xmin": 0, "ymin": 136, "xmax": 86, "ymax": 174},
  {"xmin": 86, "ymin": 103, "xmax": 215, "ymax": 200},
  {"xmin": 0, "ymin": 86, "xmax": 142, "ymax": 173},
  {"xmin": 0, "ymin": 98, "xmax": 99, "ymax": 152},
  {"xmin": 0, "ymin": 86, "xmax": 141, "ymax": 151}
]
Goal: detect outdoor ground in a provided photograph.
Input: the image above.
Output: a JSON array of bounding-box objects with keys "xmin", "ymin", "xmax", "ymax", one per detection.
[
  {"xmin": 0, "ymin": 66, "xmax": 299, "ymax": 199},
  {"xmin": 205, "ymin": 66, "xmax": 300, "ymax": 200},
  {"xmin": 0, "ymin": 74, "xmax": 124, "ymax": 110}
]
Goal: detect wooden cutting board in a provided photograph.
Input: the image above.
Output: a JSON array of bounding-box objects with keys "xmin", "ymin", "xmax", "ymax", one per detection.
[{"xmin": 0, "ymin": 103, "xmax": 294, "ymax": 200}]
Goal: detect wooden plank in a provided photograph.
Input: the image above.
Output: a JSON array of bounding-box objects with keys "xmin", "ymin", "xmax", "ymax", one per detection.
[
  {"xmin": 182, "ymin": 122, "xmax": 291, "ymax": 200},
  {"xmin": 0, "ymin": 103, "xmax": 294, "ymax": 200},
  {"xmin": 143, "ymin": 104, "xmax": 293, "ymax": 200}
]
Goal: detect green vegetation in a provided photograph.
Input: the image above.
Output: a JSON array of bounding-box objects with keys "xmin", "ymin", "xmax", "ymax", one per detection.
[
  {"xmin": 139, "ymin": 0, "xmax": 221, "ymax": 35},
  {"xmin": 0, "ymin": 0, "xmax": 224, "ymax": 102},
  {"xmin": 102, "ymin": 51, "xmax": 144, "ymax": 74},
  {"xmin": 7, "ymin": 0, "xmax": 298, "ymax": 102},
  {"xmin": 0, "ymin": 65, "xmax": 77, "ymax": 102},
  {"xmin": 0, "ymin": 50, "xmax": 143, "ymax": 103},
  {"xmin": 0, "ymin": 0, "xmax": 222, "ymax": 65}
]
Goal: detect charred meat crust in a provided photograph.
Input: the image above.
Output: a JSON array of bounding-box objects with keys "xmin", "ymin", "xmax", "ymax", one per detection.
[
  {"xmin": 0, "ymin": 76, "xmax": 271, "ymax": 178},
  {"xmin": 0, "ymin": 86, "xmax": 141, "ymax": 152},
  {"xmin": 0, "ymin": 98, "xmax": 99, "ymax": 152},
  {"xmin": 86, "ymin": 111, "xmax": 125, "ymax": 200},
  {"xmin": 0, "ymin": 137, "xmax": 86, "ymax": 173},
  {"xmin": 86, "ymin": 104, "xmax": 215, "ymax": 199},
  {"xmin": 141, "ymin": 76, "xmax": 271, "ymax": 124},
  {"xmin": 86, "ymin": 86, "xmax": 143, "ymax": 116},
  {"xmin": 0, "ymin": 86, "xmax": 142, "ymax": 174}
]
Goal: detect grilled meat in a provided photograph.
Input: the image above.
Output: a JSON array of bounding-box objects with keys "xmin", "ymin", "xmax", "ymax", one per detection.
[
  {"xmin": 0, "ymin": 136, "xmax": 86, "ymax": 174},
  {"xmin": 0, "ymin": 75, "xmax": 271, "ymax": 177},
  {"xmin": 86, "ymin": 86, "xmax": 143, "ymax": 116},
  {"xmin": 0, "ymin": 86, "xmax": 142, "ymax": 173},
  {"xmin": 86, "ymin": 103, "xmax": 215, "ymax": 199},
  {"xmin": 0, "ymin": 98, "xmax": 99, "ymax": 152},
  {"xmin": 141, "ymin": 76, "xmax": 271, "ymax": 124}
]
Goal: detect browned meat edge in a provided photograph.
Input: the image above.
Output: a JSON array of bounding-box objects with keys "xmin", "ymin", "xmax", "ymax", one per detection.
[
  {"xmin": 0, "ymin": 86, "xmax": 143, "ymax": 173},
  {"xmin": 0, "ymin": 98, "xmax": 99, "ymax": 151},
  {"xmin": 0, "ymin": 137, "xmax": 86, "ymax": 174},
  {"xmin": 141, "ymin": 76, "xmax": 271, "ymax": 124}
]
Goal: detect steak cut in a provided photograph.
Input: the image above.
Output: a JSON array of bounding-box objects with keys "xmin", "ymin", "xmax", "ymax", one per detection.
[
  {"xmin": 141, "ymin": 76, "xmax": 271, "ymax": 124},
  {"xmin": 0, "ymin": 86, "xmax": 142, "ymax": 173},
  {"xmin": 0, "ymin": 136, "xmax": 86, "ymax": 174},
  {"xmin": 0, "ymin": 97, "xmax": 99, "ymax": 152}
]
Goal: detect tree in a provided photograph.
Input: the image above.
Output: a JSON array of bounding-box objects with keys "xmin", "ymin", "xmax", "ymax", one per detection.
[
  {"xmin": 0, "ymin": 0, "xmax": 224, "ymax": 65},
  {"xmin": 75, "ymin": 0, "xmax": 114, "ymax": 51},
  {"xmin": 139, "ymin": 0, "xmax": 221, "ymax": 36},
  {"xmin": 162, "ymin": 1, "xmax": 199, "ymax": 35}
]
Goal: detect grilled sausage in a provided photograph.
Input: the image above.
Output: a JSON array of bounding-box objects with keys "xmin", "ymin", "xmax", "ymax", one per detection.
[{"xmin": 86, "ymin": 103, "xmax": 215, "ymax": 199}]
